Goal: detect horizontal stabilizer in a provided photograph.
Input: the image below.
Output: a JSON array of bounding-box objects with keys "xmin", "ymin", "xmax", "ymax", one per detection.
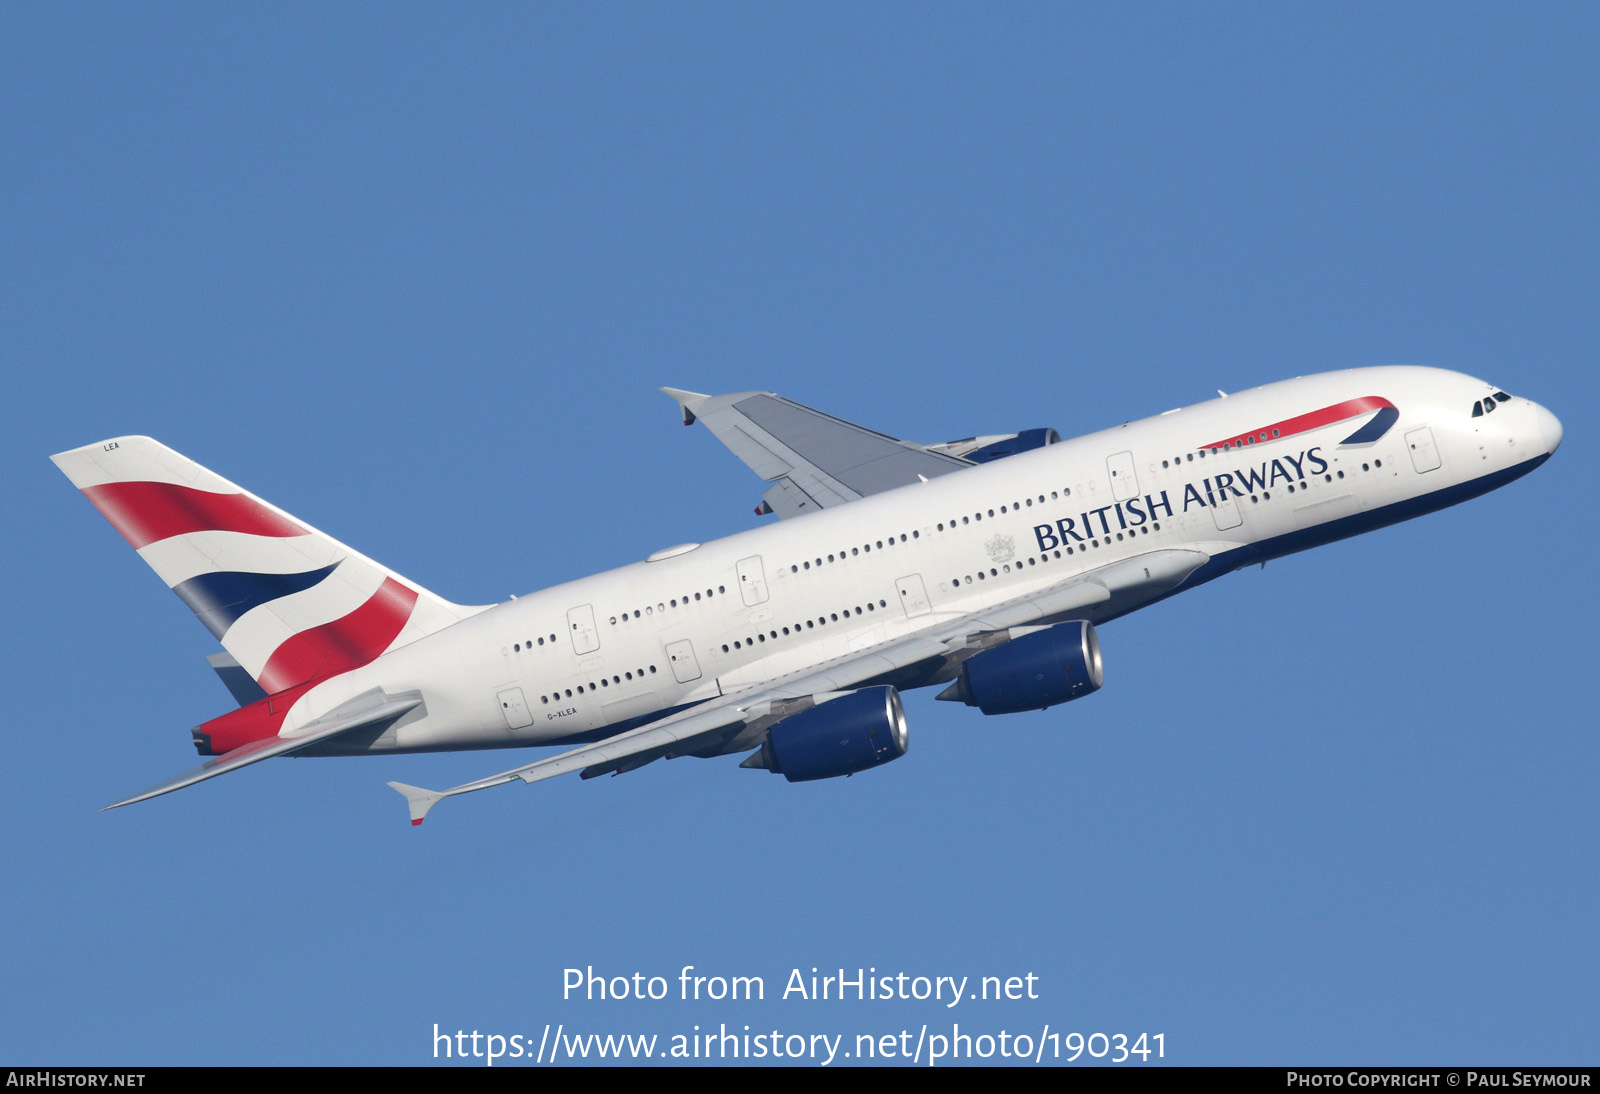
[
  {"xmin": 105, "ymin": 695, "xmax": 421, "ymax": 810},
  {"xmin": 207, "ymin": 651, "xmax": 268, "ymax": 707}
]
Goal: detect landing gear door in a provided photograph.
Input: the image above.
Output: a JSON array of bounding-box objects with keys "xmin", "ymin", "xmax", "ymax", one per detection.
[
  {"xmin": 736, "ymin": 556, "xmax": 769, "ymax": 606},
  {"xmin": 666, "ymin": 639, "xmax": 702, "ymax": 683},
  {"xmin": 1107, "ymin": 450, "xmax": 1139, "ymax": 502}
]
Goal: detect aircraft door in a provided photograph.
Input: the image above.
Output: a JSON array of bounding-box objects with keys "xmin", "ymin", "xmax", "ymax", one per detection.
[
  {"xmin": 1211, "ymin": 491, "xmax": 1243, "ymax": 531},
  {"xmin": 736, "ymin": 556, "xmax": 770, "ymax": 606},
  {"xmin": 567, "ymin": 604, "xmax": 600, "ymax": 654},
  {"xmin": 1107, "ymin": 451, "xmax": 1139, "ymax": 502},
  {"xmin": 896, "ymin": 574, "xmax": 931, "ymax": 618},
  {"xmin": 497, "ymin": 687, "xmax": 534, "ymax": 730},
  {"xmin": 665, "ymin": 639, "xmax": 702, "ymax": 683},
  {"xmin": 1405, "ymin": 426, "xmax": 1442, "ymax": 473}
]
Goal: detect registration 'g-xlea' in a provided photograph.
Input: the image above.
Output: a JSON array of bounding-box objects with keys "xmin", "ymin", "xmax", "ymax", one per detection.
[{"xmin": 54, "ymin": 367, "xmax": 1562, "ymax": 823}]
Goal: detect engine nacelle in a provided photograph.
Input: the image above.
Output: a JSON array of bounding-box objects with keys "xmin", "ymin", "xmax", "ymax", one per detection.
[
  {"xmin": 964, "ymin": 427, "xmax": 1061, "ymax": 464},
  {"xmin": 746, "ymin": 686, "xmax": 910, "ymax": 782},
  {"xmin": 926, "ymin": 428, "xmax": 1061, "ymax": 464},
  {"xmin": 938, "ymin": 620, "xmax": 1103, "ymax": 715}
]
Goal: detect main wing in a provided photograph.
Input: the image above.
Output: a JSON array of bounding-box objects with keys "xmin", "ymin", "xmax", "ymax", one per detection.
[
  {"xmin": 389, "ymin": 547, "xmax": 1209, "ymax": 824},
  {"xmin": 661, "ymin": 388, "xmax": 974, "ymax": 518}
]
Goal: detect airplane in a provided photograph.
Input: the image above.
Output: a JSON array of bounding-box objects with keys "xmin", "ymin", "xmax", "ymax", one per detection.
[{"xmin": 52, "ymin": 366, "xmax": 1563, "ymax": 825}]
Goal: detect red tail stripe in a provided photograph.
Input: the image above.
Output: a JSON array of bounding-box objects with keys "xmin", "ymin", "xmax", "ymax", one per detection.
[
  {"xmin": 81, "ymin": 481, "xmax": 304, "ymax": 549},
  {"xmin": 256, "ymin": 578, "xmax": 419, "ymax": 695},
  {"xmin": 1200, "ymin": 396, "xmax": 1395, "ymax": 451},
  {"xmin": 198, "ymin": 681, "xmax": 315, "ymax": 753}
]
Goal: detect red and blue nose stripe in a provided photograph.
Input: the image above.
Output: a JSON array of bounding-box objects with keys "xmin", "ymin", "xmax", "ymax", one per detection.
[{"xmin": 1201, "ymin": 396, "xmax": 1398, "ymax": 451}]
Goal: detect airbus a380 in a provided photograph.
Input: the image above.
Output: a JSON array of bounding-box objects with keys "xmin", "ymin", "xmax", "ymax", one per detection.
[{"xmin": 54, "ymin": 366, "xmax": 1562, "ymax": 824}]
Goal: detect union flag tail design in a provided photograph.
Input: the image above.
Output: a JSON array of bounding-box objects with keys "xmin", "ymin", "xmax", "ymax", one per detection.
[{"xmin": 52, "ymin": 436, "xmax": 487, "ymax": 694}]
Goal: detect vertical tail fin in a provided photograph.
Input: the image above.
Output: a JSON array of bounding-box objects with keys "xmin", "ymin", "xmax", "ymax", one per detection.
[{"xmin": 53, "ymin": 436, "xmax": 488, "ymax": 693}]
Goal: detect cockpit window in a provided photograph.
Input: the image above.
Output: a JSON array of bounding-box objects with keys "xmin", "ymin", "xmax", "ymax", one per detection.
[{"xmin": 1471, "ymin": 391, "xmax": 1513, "ymax": 417}]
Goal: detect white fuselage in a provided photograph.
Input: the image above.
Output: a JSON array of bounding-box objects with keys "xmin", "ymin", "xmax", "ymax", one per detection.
[{"xmin": 289, "ymin": 366, "xmax": 1560, "ymax": 755}]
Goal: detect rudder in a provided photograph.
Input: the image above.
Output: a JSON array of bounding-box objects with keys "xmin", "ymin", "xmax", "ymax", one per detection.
[{"xmin": 53, "ymin": 436, "xmax": 488, "ymax": 693}]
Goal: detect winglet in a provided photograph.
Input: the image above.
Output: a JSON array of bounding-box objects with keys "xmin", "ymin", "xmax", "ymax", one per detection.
[
  {"xmin": 388, "ymin": 781, "xmax": 447, "ymax": 826},
  {"xmin": 659, "ymin": 387, "xmax": 710, "ymax": 426}
]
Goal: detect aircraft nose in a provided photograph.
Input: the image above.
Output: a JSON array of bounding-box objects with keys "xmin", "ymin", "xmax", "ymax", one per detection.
[{"xmin": 1534, "ymin": 403, "xmax": 1563, "ymax": 454}]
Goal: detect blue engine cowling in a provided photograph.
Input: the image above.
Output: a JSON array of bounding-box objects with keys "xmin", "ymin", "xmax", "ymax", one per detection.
[
  {"xmin": 757, "ymin": 686, "xmax": 910, "ymax": 782},
  {"xmin": 964, "ymin": 428, "xmax": 1061, "ymax": 464},
  {"xmin": 939, "ymin": 621, "xmax": 1103, "ymax": 715}
]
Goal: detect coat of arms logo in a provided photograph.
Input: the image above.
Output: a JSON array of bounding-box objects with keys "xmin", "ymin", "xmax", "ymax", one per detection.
[{"xmin": 984, "ymin": 533, "xmax": 1015, "ymax": 563}]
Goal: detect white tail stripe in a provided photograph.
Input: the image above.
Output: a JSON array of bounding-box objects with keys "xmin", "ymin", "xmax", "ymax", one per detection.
[
  {"xmin": 224, "ymin": 565, "xmax": 392, "ymax": 679},
  {"xmin": 52, "ymin": 436, "xmax": 214, "ymax": 492},
  {"xmin": 57, "ymin": 435, "xmax": 492, "ymax": 694},
  {"xmin": 138, "ymin": 531, "xmax": 350, "ymax": 590}
]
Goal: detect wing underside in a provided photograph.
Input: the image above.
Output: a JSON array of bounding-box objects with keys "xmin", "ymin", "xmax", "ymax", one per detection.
[{"xmin": 390, "ymin": 548, "xmax": 1210, "ymax": 824}]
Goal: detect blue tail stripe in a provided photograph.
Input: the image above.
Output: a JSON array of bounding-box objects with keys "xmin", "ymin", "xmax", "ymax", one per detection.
[
  {"xmin": 172, "ymin": 563, "xmax": 342, "ymax": 639},
  {"xmin": 1340, "ymin": 406, "xmax": 1399, "ymax": 445}
]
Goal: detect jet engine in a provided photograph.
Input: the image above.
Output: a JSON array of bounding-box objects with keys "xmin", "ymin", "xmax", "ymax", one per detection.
[
  {"xmin": 937, "ymin": 620, "xmax": 1103, "ymax": 715},
  {"xmin": 963, "ymin": 427, "xmax": 1061, "ymax": 464},
  {"xmin": 743, "ymin": 686, "xmax": 910, "ymax": 782},
  {"xmin": 926, "ymin": 428, "xmax": 1061, "ymax": 464}
]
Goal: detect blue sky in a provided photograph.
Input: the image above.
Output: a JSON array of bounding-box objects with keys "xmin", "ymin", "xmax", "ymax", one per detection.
[{"xmin": 3, "ymin": 3, "xmax": 1594, "ymax": 1066}]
